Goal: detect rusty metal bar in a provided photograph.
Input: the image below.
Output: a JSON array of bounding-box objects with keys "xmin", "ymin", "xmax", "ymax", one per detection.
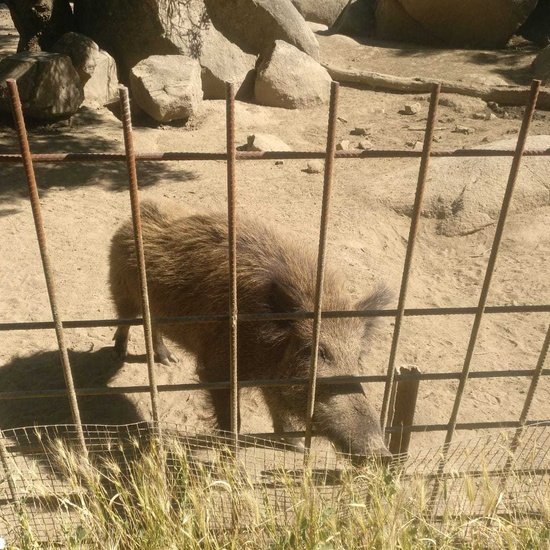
[
  {"xmin": 502, "ymin": 322, "xmax": 550, "ymax": 476},
  {"xmin": 3, "ymin": 148, "xmax": 550, "ymax": 164},
  {"xmin": 5, "ymin": 79, "xmax": 88, "ymax": 457},
  {"xmin": 380, "ymin": 83, "xmax": 441, "ymax": 433},
  {"xmin": 388, "ymin": 366, "xmax": 421, "ymax": 455},
  {"xmin": 303, "ymin": 81, "xmax": 340, "ymax": 457},
  {"xmin": 226, "ymin": 83, "xmax": 239, "ymax": 443},
  {"xmin": 444, "ymin": 80, "xmax": 541, "ymax": 448},
  {"xmin": 428, "ymin": 79, "xmax": 541, "ymax": 515},
  {"xmin": 2, "ymin": 303, "xmax": 549, "ymax": 332},
  {"xmin": 0, "ymin": 367, "xmax": 548, "ymax": 401},
  {"xmin": 118, "ymin": 86, "xmax": 161, "ymax": 429}
]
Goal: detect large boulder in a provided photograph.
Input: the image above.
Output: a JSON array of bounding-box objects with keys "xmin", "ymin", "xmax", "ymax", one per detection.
[
  {"xmin": 130, "ymin": 55, "xmax": 203, "ymax": 122},
  {"xmin": 204, "ymin": 0, "xmax": 319, "ymax": 60},
  {"xmin": 518, "ymin": 0, "xmax": 550, "ymax": 46},
  {"xmin": 199, "ymin": 25, "xmax": 257, "ymax": 100},
  {"xmin": 74, "ymin": 0, "xmax": 318, "ymax": 81},
  {"xmin": 0, "ymin": 52, "xmax": 83, "ymax": 119},
  {"xmin": 289, "ymin": 0, "xmax": 349, "ymax": 27},
  {"xmin": 254, "ymin": 40, "xmax": 331, "ymax": 109},
  {"xmin": 375, "ymin": 0, "xmax": 537, "ymax": 48},
  {"xmin": 330, "ymin": 0, "xmax": 377, "ymax": 37},
  {"xmin": 532, "ymin": 46, "xmax": 550, "ymax": 84},
  {"xmin": 51, "ymin": 32, "xmax": 119, "ymax": 107}
]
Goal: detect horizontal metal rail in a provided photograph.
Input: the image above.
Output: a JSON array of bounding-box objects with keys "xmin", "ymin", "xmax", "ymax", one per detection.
[
  {"xmin": 1, "ymin": 304, "xmax": 549, "ymax": 331},
  {"xmin": 0, "ymin": 369, "xmax": 548, "ymax": 401},
  {"xmin": 0, "ymin": 304, "xmax": 550, "ymax": 332},
  {"xmin": 1, "ymin": 148, "xmax": 550, "ymax": 164}
]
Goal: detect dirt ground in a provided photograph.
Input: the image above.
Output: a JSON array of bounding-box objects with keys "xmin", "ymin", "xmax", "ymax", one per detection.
[{"xmin": 0, "ymin": 8, "xmax": 549, "ymax": 455}]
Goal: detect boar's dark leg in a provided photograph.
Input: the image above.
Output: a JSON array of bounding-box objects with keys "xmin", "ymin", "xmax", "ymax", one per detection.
[{"xmin": 113, "ymin": 326, "xmax": 130, "ymax": 359}]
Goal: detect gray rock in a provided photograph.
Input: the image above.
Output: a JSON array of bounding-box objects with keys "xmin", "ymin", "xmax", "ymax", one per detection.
[
  {"xmin": 74, "ymin": 0, "xmax": 206, "ymax": 77},
  {"xmin": 130, "ymin": 55, "xmax": 203, "ymax": 122},
  {"xmin": 357, "ymin": 139, "xmax": 373, "ymax": 150},
  {"xmin": 375, "ymin": 0, "xmax": 537, "ymax": 48},
  {"xmin": 0, "ymin": 52, "xmax": 83, "ymax": 119},
  {"xmin": 51, "ymin": 32, "xmax": 118, "ymax": 107},
  {"xmin": 532, "ymin": 46, "xmax": 550, "ymax": 84},
  {"xmin": 290, "ymin": 0, "xmax": 349, "ymax": 26},
  {"xmin": 205, "ymin": 0, "xmax": 319, "ymax": 60},
  {"xmin": 199, "ymin": 25, "xmax": 257, "ymax": 100},
  {"xmin": 247, "ymin": 133, "xmax": 292, "ymax": 151},
  {"xmin": 304, "ymin": 160, "xmax": 324, "ymax": 173},
  {"xmin": 401, "ymin": 102, "xmax": 421, "ymax": 115},
  {"xmin": 336, "ymin": 139, "xmax": 351, "ymax": 150},
  {"xmin": 254, "ymin": 40, "xmax": 330, "ymax": 109}
]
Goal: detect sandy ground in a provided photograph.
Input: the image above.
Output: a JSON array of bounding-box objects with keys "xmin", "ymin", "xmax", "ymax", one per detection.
[{"xmin": 0, "ymin": 8, "xmax": 549, "ymax": 455}]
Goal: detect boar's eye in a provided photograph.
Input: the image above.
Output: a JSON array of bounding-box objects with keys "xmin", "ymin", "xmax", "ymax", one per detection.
[{"xmin": 300, "ymin": 345, "xmax": 332, "ymax": 362}]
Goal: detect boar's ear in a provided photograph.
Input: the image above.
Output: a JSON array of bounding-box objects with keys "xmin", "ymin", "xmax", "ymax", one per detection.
[{"xmin": 355, "ymin": 284, "xmax": 393, "ymax": 342}]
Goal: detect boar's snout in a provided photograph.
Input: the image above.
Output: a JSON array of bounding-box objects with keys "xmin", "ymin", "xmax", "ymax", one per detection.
[{"xmin": 351, "ymin": 446, "xmax": 393, "ymax": 467}]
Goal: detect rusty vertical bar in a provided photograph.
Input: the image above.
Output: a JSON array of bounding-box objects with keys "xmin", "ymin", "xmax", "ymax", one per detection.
[
  {"xmin": 429, "ymin": 80, "xmax": 541, "ymax": 514},
  {"xmin": 503, "ymin": 321, "xmax": 550, "ymax": 474},
  {"xmin": 443, "ymin": 80, "xmax": 540, "ymax": 448},
  {"xmin": 225, "ymin": 83, "xmax": 239, "ymax": 446},
  {"xmin": 380, "ymin": 83, "xmax": 441, "ymax": 433},
  {"xmin": 388, "ymin": 366, "xmax": 421, "ymax": 456},
  {"xmin": 6, "ymin": 79, "xmax": 88, "ymax": 456},
  {"xmin": 304, "ymin": 81, "xmax": 339, "ymax": 457},
  {"xmin": 118, "ymin": 86, "xmax": 161, "ymax": 430}
]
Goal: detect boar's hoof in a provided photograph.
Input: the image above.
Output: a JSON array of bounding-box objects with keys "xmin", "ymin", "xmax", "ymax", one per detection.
[{"xmin": 155, "ymin": 344, "xmax": 179, "ymax": 366}]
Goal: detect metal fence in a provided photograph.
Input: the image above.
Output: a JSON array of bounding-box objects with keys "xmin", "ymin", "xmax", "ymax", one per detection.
[{"xmin": 1, "ymin": 78, "xmax": 549, "ymax": 537}]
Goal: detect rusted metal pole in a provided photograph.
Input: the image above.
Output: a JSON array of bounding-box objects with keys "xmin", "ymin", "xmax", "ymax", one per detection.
[
  {"xmin": 1, "ymin": 303, "xmax": 550, "ymax": 333},
  {"xmin": 3, "ymin": 147, "xmax": 550, "ymax": 165},
  {"xmin": 380, "ymin": 83, "xmax": 441, "ymax": 434},
  {"xmin": 443, "ymin": 80, "xmax": 540, "ymax": 449},
  {"xmin": 118, "ymin": 86, "xmax": 162, "ymax": 430},
  {"xmin": 5, "ymin": 79, "xmax": 88, "ymax": 457},
  {"xmin": 226, "ymin": 83, "xmax": 239, "ymax": 445},
  {"xmin": 304, "ymin": 81, "xmax": 340, "ymax": 458},
  {"xmin": 429, "ymin": 79, "xmax": 541, "ymax": 515},
  {"xmin": 503, "ymin": 322, "xmax": 550, "ymax": 475},
  {"xmin": 388, "ymin": 366, "xmax": 421, "ymax": 456}
]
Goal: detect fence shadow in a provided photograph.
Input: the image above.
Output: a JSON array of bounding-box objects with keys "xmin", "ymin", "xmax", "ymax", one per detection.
[{"xmin": 0, "ymin": 348, "xmax": 144, "ymax": 432}]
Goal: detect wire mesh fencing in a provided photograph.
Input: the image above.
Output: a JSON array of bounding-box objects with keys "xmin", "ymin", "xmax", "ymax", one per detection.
[{"xmin": 0, "ymin": 75, "xmax": 549, "ymax": 541}]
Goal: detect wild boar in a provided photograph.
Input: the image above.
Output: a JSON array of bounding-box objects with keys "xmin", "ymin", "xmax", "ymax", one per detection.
[{"xmin": 109, "ymin": 200, "xmax": 391, "ymax": 462}]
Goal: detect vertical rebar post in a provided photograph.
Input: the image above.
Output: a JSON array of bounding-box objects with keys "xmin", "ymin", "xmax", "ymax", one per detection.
[
  {"xmin": 6, "ymin": 79, "xmax": 88, "ymax": 456},
  {"xmin": 225, "ymin": 83, "xmax": 239, "ymax": 447},
  {"xmin": 304, "ymin": 81, "xmax": 340, "ymax": 457},
  {"xmin": 443, "ymin": 80, "xmax": 540, "ymax": 448},
  {"xmin": 118, "ymin": 86, "xmax": 162, "ymax": 430},
  {"xmin": 388, "ymin": 366, "xmax": 421, "ymax": 456},
  {"xmin": 380, "ymin": 83, "xmax": 441, "ymax": 433},
  {"xmin": 503, "ymin": 322, "xmax": 550, "ymax": 475},
  {"xmin": 429, "ymin": 80, "xmax": 541, "ymax": 514}
]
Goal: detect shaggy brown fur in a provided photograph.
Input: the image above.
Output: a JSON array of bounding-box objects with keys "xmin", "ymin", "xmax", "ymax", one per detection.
[{"xmin": 109, "ymin": 200, "xmax": 391, "ymax": 460}]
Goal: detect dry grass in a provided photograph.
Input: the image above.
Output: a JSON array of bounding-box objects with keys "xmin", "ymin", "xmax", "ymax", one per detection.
[{"xmin": 3, "ymin": 433, "xmax": 550, "ymax": 550}]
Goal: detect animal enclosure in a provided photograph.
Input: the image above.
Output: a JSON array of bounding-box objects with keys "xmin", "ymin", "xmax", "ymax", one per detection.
[{"xmin": 0, "ymin": 79, "xmax": 549, "ymax": 541}]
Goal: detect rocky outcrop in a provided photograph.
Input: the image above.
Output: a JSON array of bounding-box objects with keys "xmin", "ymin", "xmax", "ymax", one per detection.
[
  {"xmin": 199, "ymin": 25, "xmax": 257, "ymax": 100},
  {"xmin": 0, "ymin": 52, "xmax": 83, "ymax": 119},
  {"xmin": 51, "ymin": 32, "xmax": 118, "ymax": 107},
  {"xmin": 74, "ymin": 0, "xmax": 318, "ymax": 80},
  {"xmin": 532, "ymin": 46, "xmax": 550, "ymax": 84},
  {"xmin": 130, "ymin": 55, "xmax": 203, "ymax": 122},
  {"xmin": 290, "ymin": 0, "xmax": 349, "ymax": 26},
  {"xmin": 255, "ymin": 40, "xmax": 331, "ymax": 109},
  {"xmin": 204, "ymin": 0, "xmax": 319, "ymax": 60},
  {"xmin": 332, "ymin": 0, "xmax": 538, "ymax": 49}
]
